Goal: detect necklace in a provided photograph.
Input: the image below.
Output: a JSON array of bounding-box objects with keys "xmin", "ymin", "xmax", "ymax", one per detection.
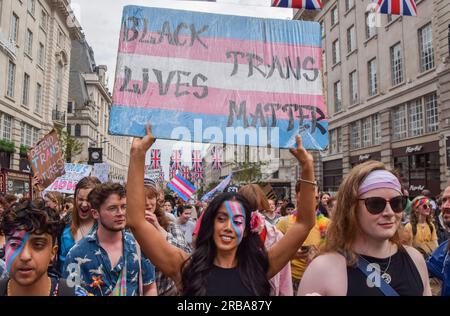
[
  {"xmin": 380, "ymin": 255, "xmax": 393, "ymax": 284},
  {"xmin": 7, "ymin": 276, "xmax": 52, "ymax": 296}
]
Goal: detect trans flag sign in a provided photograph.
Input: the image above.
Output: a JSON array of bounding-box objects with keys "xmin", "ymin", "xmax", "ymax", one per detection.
[{"xmin": 109, "ymin": 5, "xmax": 327, "ymax": 150}]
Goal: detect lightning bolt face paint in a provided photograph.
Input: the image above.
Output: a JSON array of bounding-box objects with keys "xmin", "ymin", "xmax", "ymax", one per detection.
[
  {"xmin": 224, "ymin": 201, "xmax": 246, "ymax": 244},
  {"xmin": 5, "ymin": 230, "xmax": 31, "ymax": 273}
]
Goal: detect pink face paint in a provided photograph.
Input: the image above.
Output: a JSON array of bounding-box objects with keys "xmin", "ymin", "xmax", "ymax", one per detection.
[
  {"xmin": 5, "ymin": 230, "xmax": 31, "ymax": 273},
  {"xmin": 224, "ymin": 201, "xmax": 246, "ymax": 244}
]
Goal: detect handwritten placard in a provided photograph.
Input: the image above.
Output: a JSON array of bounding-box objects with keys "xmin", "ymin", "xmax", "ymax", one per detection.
[
  {"xmin": 28, "ymin": 129, "xmax": 65, "ymax": 188},
  {"xmin": 94, "ymin": 163, "xmax": 110, "ymax": 183},
  {"xmin": 45, "ymin": 163, "xmax": 93, "ymax": 194}
]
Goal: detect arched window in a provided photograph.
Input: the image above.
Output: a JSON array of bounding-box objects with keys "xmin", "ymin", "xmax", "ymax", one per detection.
[{"xmin": 74, "ymin": 124, "xmax": 81, "ymax": 137}]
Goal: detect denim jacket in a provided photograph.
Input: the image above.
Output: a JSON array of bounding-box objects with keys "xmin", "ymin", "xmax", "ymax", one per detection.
[{"xmin": 427, "ymin": 240, "xmax": 450, "ymax": 296}]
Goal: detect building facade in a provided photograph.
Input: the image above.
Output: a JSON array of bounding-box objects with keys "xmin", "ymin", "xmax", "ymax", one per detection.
[
  {"xmin": 67, "ymin": 37, "xmax": 130, "ymax": 183},
  {"xmin": 308, "ymin": 0, "xmax": 448, "ymax": 197},
  {"xmin": 0, "ymin": 0, "xmax": 81, "ymax": 194}
]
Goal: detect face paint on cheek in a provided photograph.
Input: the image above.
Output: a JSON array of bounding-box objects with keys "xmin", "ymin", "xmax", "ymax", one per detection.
[
  {"xmin": 224, "ymin": 201, "xmax": 246, "ymax": 244},
  {"xmin": 5, "ymin": 230, "xmax": 31, "ymax": 273}
]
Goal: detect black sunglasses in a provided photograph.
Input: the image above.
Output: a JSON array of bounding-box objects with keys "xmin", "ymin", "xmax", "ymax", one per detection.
[{"xmin": 358, "ymin": 196, "xmax": 406, "ymax": 215}]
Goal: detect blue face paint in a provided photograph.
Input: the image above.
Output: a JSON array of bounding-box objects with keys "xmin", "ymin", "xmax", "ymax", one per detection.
[{"xmin": 224, "ymin": 201, "xmax": 246, "ymax": 244}]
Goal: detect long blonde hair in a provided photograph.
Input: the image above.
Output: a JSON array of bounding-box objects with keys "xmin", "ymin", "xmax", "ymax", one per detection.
[{"xmin": 325, "ymin": 160, "xmax": 403, "ymax": 265}]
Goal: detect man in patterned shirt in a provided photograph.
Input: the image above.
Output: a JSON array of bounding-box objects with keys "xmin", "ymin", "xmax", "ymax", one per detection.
[{"xmin": 63, "ymin": 182, "xmax": 156, "ymax": 296}]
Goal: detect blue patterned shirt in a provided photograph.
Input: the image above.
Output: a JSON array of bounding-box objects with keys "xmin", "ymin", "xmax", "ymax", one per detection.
[{"xmin": 62, "ymin": 229, "xmax": 155, "ymax": 296}]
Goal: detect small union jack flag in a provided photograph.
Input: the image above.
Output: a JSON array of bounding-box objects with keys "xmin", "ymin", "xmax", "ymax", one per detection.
[
  {"xmin": 159, "ymin": 169, "xmax": 165, "ymax": 182},
  {"xmin": 181, "ymin": 166, "xmax": 190, "ymax": 180},
  {"xmin": 170, "ymin": 150, "xmax": 182, "ymax": 170},
  {"xmin": 191, "ymin": 150, "xmax": 203, "ymax": 171},
  {"xmin": 150, "ymin": 149, "xmax": 161, "ymax": 169},
  {"xmin": 374, "ymin": 0, "xmax": 417, "ymax": 17},
  {"xmin": 169, "ymin": 168, "xmax": 178, "ymax": 179},
  {"xmin": 212, "ymin": 146, "xmax": 223, "ymax": 171},
  {"xmin": 193, "ymin": 169, "xmax": 204, "ymax": 181},
  {"xmin": 272, "ymin": 0, "xmax": 322, "ymax": 10}
]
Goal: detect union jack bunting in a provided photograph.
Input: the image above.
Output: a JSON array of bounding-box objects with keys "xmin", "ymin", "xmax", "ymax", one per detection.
[
  {"xmin": 374, "ymin": 0, "xmax": 417, "ymax": 16},
  {"xmin": 169, "ymin": 168, "xmax": 178, "ymax": 179},
  {"xmin": 149, "ymin": 149, "xmax": 161, "ymax": 169},
  {"xmin": 170, "ymin": 150, "xmax": 182, "ymax": 170},
  {"xmin": 159, "ymin": 169, "xmax": 165, "ymax": 182},
  {"xmin": 212, "ymin": 146, "xmax": 223, "ymax": 171},
  {"xmin": 181, "ymin": 166, "xmax": 190, "ymax": 180},
  {"xmin": 193, "ymin": 169, "xmax": 204, "ymax": 181},
  {"xmin": 191, "ymin": 150, "xmax": 203, "ymax": 171},
  {"xmin": 272, "ymin": 0, "xmax": 322, "ymax": 10}
]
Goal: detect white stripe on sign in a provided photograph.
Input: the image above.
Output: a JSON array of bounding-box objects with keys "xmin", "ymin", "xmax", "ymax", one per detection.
[{"xmin": 116, "ymin": 53, "xmax": 323, "ymax": 95}]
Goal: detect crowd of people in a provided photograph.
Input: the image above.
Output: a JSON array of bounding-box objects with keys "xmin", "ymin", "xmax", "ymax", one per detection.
[{"xmin": 0, "ymin": 127, "xmax": 449, "ymax": 296}]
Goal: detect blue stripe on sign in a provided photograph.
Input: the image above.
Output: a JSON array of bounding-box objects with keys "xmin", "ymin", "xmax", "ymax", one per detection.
[
  {"xmin": 109, "ymin": 106, "xmax": 328, "ymax": 150},
  {"xmin": 167, "ymin": 182, "xmax": 189, "ymax": 201},
  {"xmin": 175, "ymin": 175, "xmax": 196, "ymax": 193},
  {"xmin": 121, "ymin": 5, "xmax": 321, "ymax": 47}
]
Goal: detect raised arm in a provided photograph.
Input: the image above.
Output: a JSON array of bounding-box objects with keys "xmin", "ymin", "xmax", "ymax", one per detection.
[
  {"xmin": 267, "ymin": 135, "xmax": 316, "ymax": 278},
  {"xmin": 127, "ymin": 124, "xmax": 189, "ymax": 283}
]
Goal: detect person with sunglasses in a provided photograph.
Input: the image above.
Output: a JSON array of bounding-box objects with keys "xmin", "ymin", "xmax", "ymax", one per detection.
[
  {"xmin": 298, "ymin": 161, "xmax": 431, "ymax": 296},
  {"xmin": 404, "ymin": 196, "xmax": 439, "ymax": 259}
]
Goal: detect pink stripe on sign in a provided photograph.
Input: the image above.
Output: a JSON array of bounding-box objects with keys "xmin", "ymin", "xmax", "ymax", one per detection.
[
  {"xmin": 118, "ymin": 32, "xmax": 322, "ymax": 67},
  {"xmin": 113, "ymin": 80, "xmax": 324, "ymax": 121}
]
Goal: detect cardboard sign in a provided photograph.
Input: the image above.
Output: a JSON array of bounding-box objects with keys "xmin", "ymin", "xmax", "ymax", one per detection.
[
  {"xmin": 45, "ymin": 163, "xmax": 93, "ymax": 194},
  {"xmin": 94, "ymin": 163, "xmax": 110, "ymax": 183},
  {"xmin": 144, "ymin": 165, "xmax": 162, "ymax": 182},
  {"xmin": 109, "ymin": 5, "xmax": 327, "ymax": 150},
  {"xmin": 28, "ymin": 129, "xmax": 65, "ymax": 188}
]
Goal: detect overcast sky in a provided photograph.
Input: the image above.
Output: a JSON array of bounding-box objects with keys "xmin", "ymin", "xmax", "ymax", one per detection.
[{"xmin": 71, "ymin": 0, "xmax": 292, "ymax": 179}]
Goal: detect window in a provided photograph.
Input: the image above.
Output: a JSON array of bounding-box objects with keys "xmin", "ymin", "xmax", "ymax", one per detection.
[
  {"xmin": 390, "ymin": 43, "xmax": 404, "ymax": 86},
  {"xmin": 349, "ymin": 70, "xmax": 358, "ymax": 104},
  {"xmin": 362, "ymin": 117, "xmax": 372, "ymax": 147},
  {"xmin": 336, "ymin": 127, "xmax": 342, "ymax": 153},
  {"xmin": 55, "ymin": 63, "xmax": 64, "ymax": 110},
  {"xmin": 67, "ymin": 124, "xmax": 72, "ymax": 136},
  {"xmin": 347, "ymin": 25, "xmax": 356, "ymax": 53},
  {"xmin": 7, "ymin": 61, "xmax": 16, "ymax": 98},
  {"xmin": 345, "ymin": 0, "xmax": 354, "ymax": 11},
  {"xmin": 425, "ymin": 93, "xmax": 438, "ymax": 133},
  {"xmin": 332, "ymin": 39, "xmax": 340, "ymax": 64},
  {"xmin": 21, "ymin": 123, "xmax": 35, "ymax": 147},
  {"xmin": 365, "ymin": 12, "xmax": 377, "ymax": 39},
  {"xmin": 0, "ymin": 0, "xmax": 3, "ymax": 25},
  {"xmin": 10, "ymin": 13, "xmax": 19, "ymax": 43},
  {"xmin": 350, "ymin": 121, "xmax": 361, "ymax": 150},
  {"xmin": 1, "ymin": 114, "xmax": 12, "ymax": 140},
  {"xmin": 25, "ymin": 29, "xmax": 33, "ymax": 56},
  {"xmin": 372, "ymin": 114, "xmax": 381, "ymax": 145},
  {"xmin": 28, "ymin": 0, "xmax": 36, "ymax": 15},
  {"xmin": 75, "ymin": 124, "xmax": 81, "ymax": 137},
  {"xmin": 368, "ymin": 58, "xmax": 378, "ymax": 96},
  {"xmin": 322, "ymin": 50, "xmax": 327, "ymax": 73},
  {"xmin": 67, "ymin": 101, "xmax": 73, "ymax": 113},
  {"xmin": 334, "ymin": 81, "xmax": 342, "ymax": 113},
  {"xmin": 38, "ymin": 43, "xmax": 45, "ymax": 66},
  {"xmin": 418, "ymin": 23, "xmax": 434, "ymax": 72},
  {"xmin": 330, "ymin": 129, "xmax": 337, "ymax": 154},
  {"xmin": 392, "ymin": 105, "xmax": 407, "ymax": 140},
  {"xmin": 32, "ymin": 128, "xmax": 39, "ymax": 145},
  {"xmin": 41, "ymin": 10, "xmax": 48, "ymax": 30},
  {"xmin": 57, "ymin": 30, "xmax": 65, "ymax": 47},
  {"xmin": 320, "ymin": 20, "xmax": 325, "ymax": 38},
  {"xmin": 22, "ymin": 73, "xmax": 30, "ymax": 106},
  {"xmin": 35, "ymin": 83, "xmax": 42, "ymax": 114},
  {"xmin": 409, "ymin": 98, "xmax": 424, "ymax": 137},
  {"xmin": 331, "ymin": 7, "xmax": 338, "ymax": 26}
]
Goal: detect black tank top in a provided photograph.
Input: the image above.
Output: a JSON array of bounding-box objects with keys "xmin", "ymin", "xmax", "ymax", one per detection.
[
  {"xmin": 347, "ymin": 249, "xmax": 424, "ymax": 296},
  {"xmin": 205, "ymin": 266, "xmax": 254, "ymax": 296}
]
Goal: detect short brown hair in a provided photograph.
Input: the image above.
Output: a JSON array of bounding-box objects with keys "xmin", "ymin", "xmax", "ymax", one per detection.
[{"xmin": 88, "ymin": 182, "xmax": 126, "ymax": 212}]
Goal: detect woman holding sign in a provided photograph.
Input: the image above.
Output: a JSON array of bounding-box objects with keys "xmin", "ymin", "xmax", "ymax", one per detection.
[{"xmin": 126, "ymin": 124, "xmax": 316, "ymax": 295}]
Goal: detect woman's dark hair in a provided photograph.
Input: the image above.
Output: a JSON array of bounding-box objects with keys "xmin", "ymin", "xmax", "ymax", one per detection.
[
  {"xmin": 0, "ymin": 200, "xmax": 64, "ymax": 245},
  {"xmin": 181, "ymin": 192, "xmax": 270, "ymax": 296}
]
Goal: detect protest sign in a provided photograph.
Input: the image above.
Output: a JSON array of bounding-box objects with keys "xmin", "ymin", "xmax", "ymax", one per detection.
[
  {"xmin": 144, "ymin": 166, "xmax": 162, "ymax": 182},
  {"xmin": 109, "ymin": 5, "xmax": 327, "ymax": 150},
  {"xmin": 45, "ymin": 163, "xmax": 93, "ymax": 194},
  {"xmin": 94, "ymin": 163, "xmax": 110, "ymax": 183},
  {"xmin": 28, "ymin": 129, "xmax": 65, "ymax": 188}
]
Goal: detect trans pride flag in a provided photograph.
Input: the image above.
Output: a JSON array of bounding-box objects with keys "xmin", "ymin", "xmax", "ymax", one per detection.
[{"xmin": 109, "ymin": 6, "xmax": 327, "ymax": 150}]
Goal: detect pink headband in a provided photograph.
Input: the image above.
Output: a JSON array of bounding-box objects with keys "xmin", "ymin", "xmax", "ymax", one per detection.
[{"xmin": 358, "ymin": 170, "xmax": 402, "ymax": 196}]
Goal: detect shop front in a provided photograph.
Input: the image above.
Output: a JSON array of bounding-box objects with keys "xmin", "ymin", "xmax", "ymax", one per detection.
[
  {"xmin": 350, "ymin": 151, "xmax": 382, "ymax": 168},
  {"xmin": 0, "ymin": 169, "xmax": 32, "ymax": 198},
  {"xmin": 322, "ymin": 159, "xmax": 343, "ymax": 193},
  {"xmin": 393, "ymin": 141, "xmax": 440, "ymax": 198}
]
